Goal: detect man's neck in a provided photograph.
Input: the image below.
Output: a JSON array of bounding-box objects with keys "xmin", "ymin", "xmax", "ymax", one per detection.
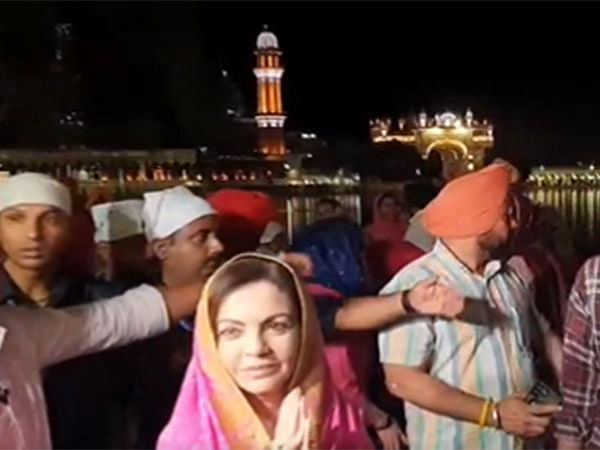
[
  {"xmin": 161, "ymin": 269, "xmax": 205, "ymax": 290},
  {"xmin": 441, "ymin": 239, "xmax": 491, "ymax": 275},
  {"xmin": 3, "ymin": 260, "xmax": 55, "ymax": 305}
]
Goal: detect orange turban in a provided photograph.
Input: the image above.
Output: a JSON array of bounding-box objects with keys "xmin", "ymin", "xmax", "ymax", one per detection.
[
  {"xmin": 207, "ymin": 189, "xmax": 279, "ymax": 256},
  {"xmin": 422, "ymin": 164, "xmax": 511, "ymax": 239}
]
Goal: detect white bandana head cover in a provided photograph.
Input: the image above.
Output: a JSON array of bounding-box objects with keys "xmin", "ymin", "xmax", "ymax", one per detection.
[
  {"xmin": 259, "ymin": 221, "xmax": 285, "ymax": 244},
  {"xmin": 142, "ymin": 186, "xmax": 216, "ymax": 241},
  {"xmin": 91, "ymin": 199, "xmax": 144, "ymax": 243},
  {"xmin": 0, "ymin": 172, "xmax": 72, "ymax": 215}
]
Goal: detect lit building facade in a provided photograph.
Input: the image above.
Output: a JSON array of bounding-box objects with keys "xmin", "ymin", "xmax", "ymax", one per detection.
[
  {"xmin": 254, "ymin": 26, "xmax": 287, "ymax": 159},
  {"xmin": 528, "ymin": 165, "xmax": 600, "ymax": 187},
  {"xmin": 370, "ymin": 109, "xmax": 494, "ymax": 179}
]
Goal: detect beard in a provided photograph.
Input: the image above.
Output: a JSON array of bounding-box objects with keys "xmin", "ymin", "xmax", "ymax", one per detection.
[{"xmin": 478, "ymin": 231, "xmax": 513, "ymax": 262}]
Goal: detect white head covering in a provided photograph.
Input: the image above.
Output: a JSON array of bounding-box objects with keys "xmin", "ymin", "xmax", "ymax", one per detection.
[
  {"xmin": 91, "ymin": 199, "xmax": 144, "ymax": 243},
  {"xmin": 142, "ymin": 186, "xmax": 216, "ymax": 240},
  {"xmin": 0, "ymin": 172, "xmax": 72, "ymax": 215},
  {"xmin": 259, "ymin": 221, "xmax": 285, "ymax": 244}
]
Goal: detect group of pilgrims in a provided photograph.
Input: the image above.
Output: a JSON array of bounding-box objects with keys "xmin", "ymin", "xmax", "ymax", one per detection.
[{"xmin": 0, "ymin": 160, "xmax": 595, "ymax": 450}]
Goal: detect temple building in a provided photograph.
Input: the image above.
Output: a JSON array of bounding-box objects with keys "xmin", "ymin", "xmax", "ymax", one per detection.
[{"xmin": 370, "ymin": 109, "xmax": 494, "ymax": 179}]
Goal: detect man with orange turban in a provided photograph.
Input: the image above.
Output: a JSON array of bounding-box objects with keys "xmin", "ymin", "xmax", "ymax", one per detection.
[{"xmin": 378, "ymin": 164, "xmax": 561, "ymax": 449}]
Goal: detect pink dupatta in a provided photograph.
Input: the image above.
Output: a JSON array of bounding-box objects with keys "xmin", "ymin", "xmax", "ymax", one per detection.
[{"xmin": 157, "ymin": 253, "xmax": 372, "ymax": 450}]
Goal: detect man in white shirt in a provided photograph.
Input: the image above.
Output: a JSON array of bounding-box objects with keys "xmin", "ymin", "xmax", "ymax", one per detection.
[
  {"xmin": 0, "ymin": 176, "xmax": 222, "ymax": 449},
  {"xmin": 0, "ymin": 278, "xmax": 207, "ymax": 449}
]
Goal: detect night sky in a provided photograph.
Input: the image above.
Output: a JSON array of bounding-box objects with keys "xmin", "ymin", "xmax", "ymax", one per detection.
[
  {"xmin": 5, "ymin": 2, "xmax": 600, "ymax": 168},
  {"xmin": 192, "ymin": 2, "xmax": 600, "ymax": 168},
  {"xmin": 195, "ymin": 1, "xmax": 600, "ymax": 168}
]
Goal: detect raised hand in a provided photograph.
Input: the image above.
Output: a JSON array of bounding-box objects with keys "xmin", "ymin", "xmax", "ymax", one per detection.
[
  {"xmin": 405, "ymin": 278, "xmax": 464, "ymax": 318},
  {"xmin": 280, "ymin": 252, "xmax": 314, "ymax": 278}
]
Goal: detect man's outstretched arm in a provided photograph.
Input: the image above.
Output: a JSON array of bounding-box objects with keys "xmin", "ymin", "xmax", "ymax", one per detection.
[
  {"xmin": 25, "ymin": 282, "xmax": 202, "ymax": 369},
  {"xmin": 335, "ymin": 279, "xmax": 464, "ymax": 331}
]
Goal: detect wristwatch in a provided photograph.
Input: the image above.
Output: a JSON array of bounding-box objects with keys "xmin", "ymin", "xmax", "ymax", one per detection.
[{"xmin": 401, "ymin": 291, "xmax": 417, "ymax": 314}]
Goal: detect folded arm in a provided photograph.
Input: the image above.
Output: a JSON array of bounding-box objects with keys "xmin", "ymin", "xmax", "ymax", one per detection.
[{"xmin": 383, "ymin": 364, "xmax": 487, "ymax": 425}]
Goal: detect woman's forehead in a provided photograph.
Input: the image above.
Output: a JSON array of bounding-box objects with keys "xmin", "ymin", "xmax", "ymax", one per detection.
[{"xmin": 217, "ymin": 280, "xmax": 293, "ymax": 319}]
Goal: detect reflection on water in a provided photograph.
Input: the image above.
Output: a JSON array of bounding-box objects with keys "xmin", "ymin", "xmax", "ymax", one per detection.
[
  {"xmin": 279, "ymin": 193, "xmax": 362, "ymax": 240},
  {"xmin": 527, "ymin": 186, "xmax": 600, "ymax": 251}
]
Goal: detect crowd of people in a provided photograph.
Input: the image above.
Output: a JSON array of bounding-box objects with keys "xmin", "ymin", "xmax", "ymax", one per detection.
[{"xmin": 0, "ymin": 160, "xmax": 596, "ymax": 449}]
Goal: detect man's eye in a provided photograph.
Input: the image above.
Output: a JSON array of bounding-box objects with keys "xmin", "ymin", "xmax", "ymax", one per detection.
[
  {"xmin": 44, "ymin": 214, "xmax": 60, "ymax": 225},
  {"xmin": 192, "ymin": 232, "xmax": 208, "ymax": 244}
]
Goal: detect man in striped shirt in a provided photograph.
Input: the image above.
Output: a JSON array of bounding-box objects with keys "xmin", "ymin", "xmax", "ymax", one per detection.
[
  {"xmin": 556, "ymin": 256, "xmax": 600, "ymax": 449},
  {"xmin": 378, "ymin": 164, "xmax": 561, "ymax": 449}
]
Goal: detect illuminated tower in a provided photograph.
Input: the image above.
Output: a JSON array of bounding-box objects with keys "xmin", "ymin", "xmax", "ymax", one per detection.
[{"xmin": 254, "ymin": 26, "xmax": 287, "ymax": 159}]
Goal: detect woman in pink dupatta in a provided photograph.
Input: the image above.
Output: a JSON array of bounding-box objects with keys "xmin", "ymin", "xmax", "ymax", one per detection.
[
  {"xmin": 365, "ymin": 192, "xmax": 409, "ymax": 288},
  {"xmin": 157, "ymin": 253, "xmax": 373, "ymax": 450}
]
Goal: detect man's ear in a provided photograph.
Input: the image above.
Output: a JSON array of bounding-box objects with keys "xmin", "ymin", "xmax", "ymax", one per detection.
[{"xmin": 151, "ymin": 238, "xmax": 171, "ymax": 261}]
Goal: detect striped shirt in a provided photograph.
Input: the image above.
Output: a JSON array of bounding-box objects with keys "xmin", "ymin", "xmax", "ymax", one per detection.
[
  {"xmin": 378, "ymin": 240, "xmax": 537, "ymax": 450},
  {"xmin": 555, "ymin": 256, "xmax": 600, "ymax": 448}
]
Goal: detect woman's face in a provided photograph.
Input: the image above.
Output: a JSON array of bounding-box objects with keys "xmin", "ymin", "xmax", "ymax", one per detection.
[
  {"xmin": 215, "ymin": 280, "xmax": 301, "ymax": 397},
  {"xmin": 379, "ymin": 196, "xmax": 400, "ymax": 221}
]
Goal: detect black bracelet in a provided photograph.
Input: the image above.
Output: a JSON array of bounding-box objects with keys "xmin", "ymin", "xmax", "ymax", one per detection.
[
  {"xmin": 374, "ymin": 415, "xmax": 393, "ymax": 431},
  {"xmin": 401, "ymin": 291, "xmax": 416, "ymax": 314}
]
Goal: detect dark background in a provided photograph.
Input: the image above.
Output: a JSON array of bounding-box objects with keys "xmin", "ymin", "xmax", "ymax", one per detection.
[{"xmin": 0, "ymin": 2, "xmax": 598, "ymax": 169}]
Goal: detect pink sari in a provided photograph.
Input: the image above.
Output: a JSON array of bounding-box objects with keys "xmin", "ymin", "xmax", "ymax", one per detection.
[{"xmin": 157, "ymin": 253, "xmax": 373, "ymax": 450}]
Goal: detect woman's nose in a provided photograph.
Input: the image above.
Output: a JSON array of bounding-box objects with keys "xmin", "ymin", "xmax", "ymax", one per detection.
[{"xmin": 245, "ymin": 330, "xmax": 269, "ymax": 357}]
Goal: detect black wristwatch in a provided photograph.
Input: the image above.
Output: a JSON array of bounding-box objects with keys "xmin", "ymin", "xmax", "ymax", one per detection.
[{"xmin": 401, "ymin": 291, "xmax": 417, "ymax": 314}]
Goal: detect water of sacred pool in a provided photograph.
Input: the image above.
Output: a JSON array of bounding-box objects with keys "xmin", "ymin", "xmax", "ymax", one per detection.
[{"xmin": 527, "ymin": 186, "xmax": 600, "ymax": 256}]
